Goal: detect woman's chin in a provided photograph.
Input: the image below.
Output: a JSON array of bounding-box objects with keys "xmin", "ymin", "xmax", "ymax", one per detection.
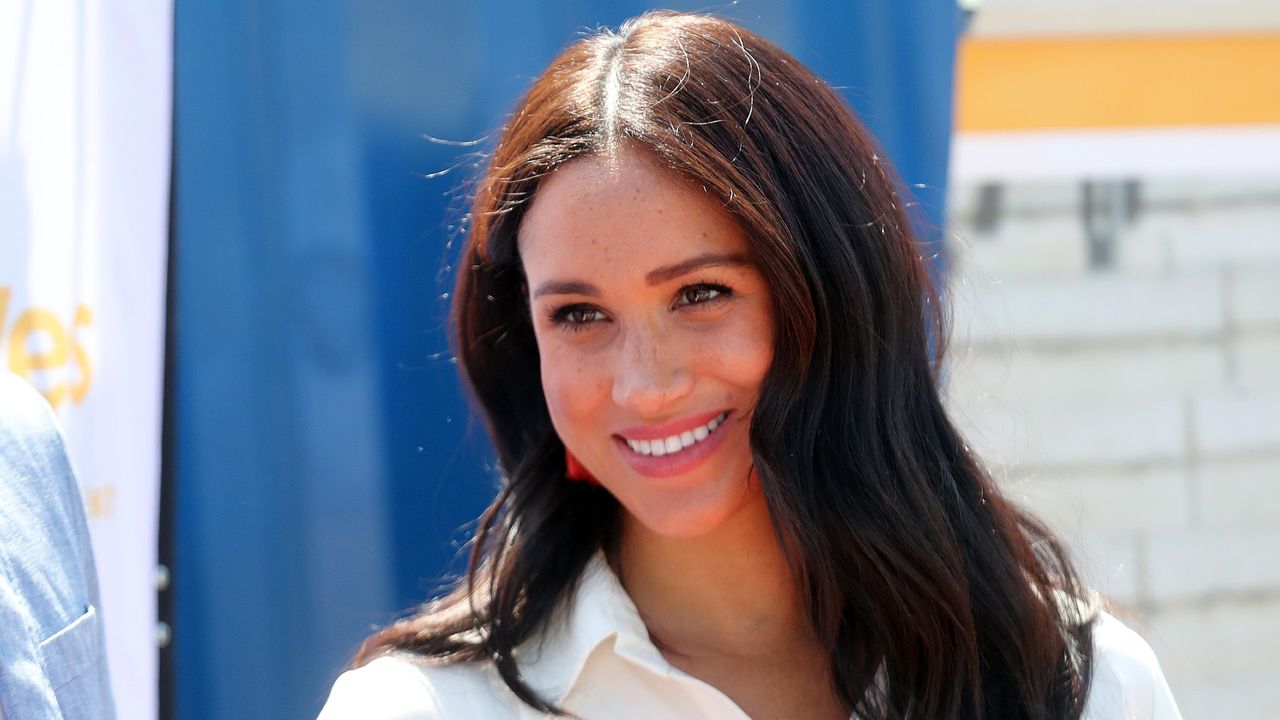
[{"xmin": 617, "ymin": 473, "xmax": 762, "ymax": 540}]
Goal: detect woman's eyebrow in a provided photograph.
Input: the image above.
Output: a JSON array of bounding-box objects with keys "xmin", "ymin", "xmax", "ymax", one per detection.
[
  {"xmin": 532, "ymin": 280, "xmax": 600, "ymax": 299},
  {"xmin": 644, "ymin": 252, "xmax": 751, "ymax": 285}
]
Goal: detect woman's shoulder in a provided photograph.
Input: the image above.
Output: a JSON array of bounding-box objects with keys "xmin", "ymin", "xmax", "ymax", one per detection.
[
  {"xmin": 1083, "ymin": 611, "xmax": 1182, "ymax": 720},
  {"xmin": 317, "ymin": 653, "xmax": 521, "ymax": 720}
]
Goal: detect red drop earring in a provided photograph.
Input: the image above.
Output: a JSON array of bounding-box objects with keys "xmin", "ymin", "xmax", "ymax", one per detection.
[{"xmin": 565, "ymin": 449, "xmax": 599, "ymax": 485}]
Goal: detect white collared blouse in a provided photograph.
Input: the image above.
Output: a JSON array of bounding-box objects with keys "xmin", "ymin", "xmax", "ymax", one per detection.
[{"xmin": 318, "ymin": 553, "xmax": 1182, "ymax": 719}]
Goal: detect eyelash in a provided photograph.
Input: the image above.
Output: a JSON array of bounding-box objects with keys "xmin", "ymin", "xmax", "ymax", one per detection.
[{"xmin": 548, "ymin": 281, "xmax": 735, "ymax": 333}]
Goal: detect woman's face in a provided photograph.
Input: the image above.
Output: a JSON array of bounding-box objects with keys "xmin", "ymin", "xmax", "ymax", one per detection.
[{"xmin": 519, "ymin": 148, "xmax": 775, "ymax": 539}]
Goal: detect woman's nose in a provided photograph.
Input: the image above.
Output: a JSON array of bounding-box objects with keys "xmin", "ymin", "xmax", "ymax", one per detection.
[{"xmin": 611, "ymin": 325, "xmax": 694, "ymax": 414}]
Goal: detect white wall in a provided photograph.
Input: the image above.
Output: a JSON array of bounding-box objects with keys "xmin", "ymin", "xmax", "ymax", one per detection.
[
  {"xmin": 967, "ymin": 0, "xmax": 1280, "ymax": 36},
  {"xmin": 945, "ymin": 177, "xmax": 1280, "ymax": 719}
]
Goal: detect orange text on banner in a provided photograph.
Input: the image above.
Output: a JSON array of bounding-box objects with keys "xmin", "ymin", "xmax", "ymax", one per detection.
[{"xmin": 0, "ymin": 286, "xmax": 94, "ymax": 408}]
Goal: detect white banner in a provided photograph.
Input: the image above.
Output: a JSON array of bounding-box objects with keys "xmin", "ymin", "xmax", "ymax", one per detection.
[
  {"xmin": 951, "ymin": 126, "xmax": 1280, "ymax": 183},
  {"xmin": 1, "ymin": 3, "xmax": 171, "ymax": 719}
]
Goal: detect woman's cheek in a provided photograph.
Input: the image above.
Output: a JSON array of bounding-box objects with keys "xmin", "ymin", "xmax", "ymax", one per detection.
[
  {"xmin": 541, "ymin": 358, "xmax": 576, "ymax": 431},
  {"xmin": 707, "ymin": 310, "xmax": 774, "ymax": 387},
  {"xmin": 542, "ymin": 350, "xmax": 608, "ymax": 441}
]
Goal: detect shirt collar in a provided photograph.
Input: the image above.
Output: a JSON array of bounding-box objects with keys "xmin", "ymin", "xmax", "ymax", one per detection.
[{"xmin": 516, "ymin": 550, "xmax": 671, "ymax": 702}]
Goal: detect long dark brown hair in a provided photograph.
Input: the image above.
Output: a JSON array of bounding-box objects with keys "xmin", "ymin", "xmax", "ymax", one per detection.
[{"xmin": 357, "ymin": 11, "xmax": 1097, "ymax": 719}]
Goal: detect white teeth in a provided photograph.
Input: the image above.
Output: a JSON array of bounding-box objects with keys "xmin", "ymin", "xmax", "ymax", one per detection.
[{"xmin": 623, "ymin": 412, "xmax": 728, "ymax": 458}]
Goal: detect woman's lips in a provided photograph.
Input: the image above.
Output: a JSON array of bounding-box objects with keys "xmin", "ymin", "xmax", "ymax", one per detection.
[
  {"xmin": 615, "ymin": 408, "xmax": 731, "ymax": 440},
  {"xmin": 613, "ymin": 410, "xmax": 734, "ymax": 478}
]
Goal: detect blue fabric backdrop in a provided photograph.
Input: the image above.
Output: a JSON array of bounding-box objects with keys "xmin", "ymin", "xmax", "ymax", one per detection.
[{"xmin": 171, "ymin": 2, "xmax": 962, "ymax": 717}]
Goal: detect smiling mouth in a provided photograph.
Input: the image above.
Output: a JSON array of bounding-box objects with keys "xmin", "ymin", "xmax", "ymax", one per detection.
[{"xmin": 620, "ymin": 411, "xmax": 730, "ymax": 457}]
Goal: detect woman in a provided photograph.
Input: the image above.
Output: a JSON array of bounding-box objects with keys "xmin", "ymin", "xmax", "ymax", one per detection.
[{"xmin": 320, "ymin": 11, "xmax": 1180, "ymax": 719}]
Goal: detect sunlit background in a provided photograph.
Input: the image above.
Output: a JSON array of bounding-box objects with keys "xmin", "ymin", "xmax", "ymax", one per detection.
[
  {"xmin": 946, "ymin": 2, "xmax": 1280, "ymax": 718},
  {"xmin": 3, "ymin": 0, "xmax": 1276, "ymax": 718}
]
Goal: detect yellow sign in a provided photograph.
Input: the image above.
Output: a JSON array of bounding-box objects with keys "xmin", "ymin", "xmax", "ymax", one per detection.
[
  {"xmin": 0, "ymin": 286, "xmax": 94, "ymax": 408},
  {"xmin": 957, "ymin": 33, "xmax": 1280, "ymax": 132}
]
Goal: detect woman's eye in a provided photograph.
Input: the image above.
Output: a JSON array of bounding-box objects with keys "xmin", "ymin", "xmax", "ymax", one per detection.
[
  {"xmin": 551, "ymin": 305, "xmax": 607, "ymax": 331},
  {"xmin": 676, "ymin": 283, "xmax": 731, "ymax": 308}
]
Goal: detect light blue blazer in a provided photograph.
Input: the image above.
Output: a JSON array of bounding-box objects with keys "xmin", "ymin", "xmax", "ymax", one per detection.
[{"xmin": 0, "ymin": 373, "xmax": 115, "ymax": 719}]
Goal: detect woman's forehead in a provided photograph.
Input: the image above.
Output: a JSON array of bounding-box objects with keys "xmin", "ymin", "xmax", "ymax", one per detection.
[{"xmin": 517, "ymin": 149, "xmax": 752, "ymax": 276}]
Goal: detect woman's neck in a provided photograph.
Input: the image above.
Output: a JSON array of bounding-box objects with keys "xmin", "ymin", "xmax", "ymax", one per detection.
[{"xmin": 612, "ymin": 485, "xmax": 815, "ymax": 660}]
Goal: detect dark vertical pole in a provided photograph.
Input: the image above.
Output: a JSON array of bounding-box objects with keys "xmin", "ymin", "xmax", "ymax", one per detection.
[
  {"xmin": 156, "ymin": 8, "xmax": 179, "ymax": 710},
  {"xmin": 157, "ymin": 152, "xmax": 176, "ymax": 720}
]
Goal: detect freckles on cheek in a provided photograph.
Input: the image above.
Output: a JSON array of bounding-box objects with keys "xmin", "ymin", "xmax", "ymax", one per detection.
[
  {"xmin": 540, "ymin": 358, "xmax": 574, "ymax": 423},
  {"xmin": 543, "ymin": 380, "xmax": 576, "ymax": 428},
  {"xmin": 709, "ymin": 318, "xmax": 774, "ymax": 382},
  {"xmin": 542, "ymin": 352, "xmax": 608, "ymax": 431}
]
